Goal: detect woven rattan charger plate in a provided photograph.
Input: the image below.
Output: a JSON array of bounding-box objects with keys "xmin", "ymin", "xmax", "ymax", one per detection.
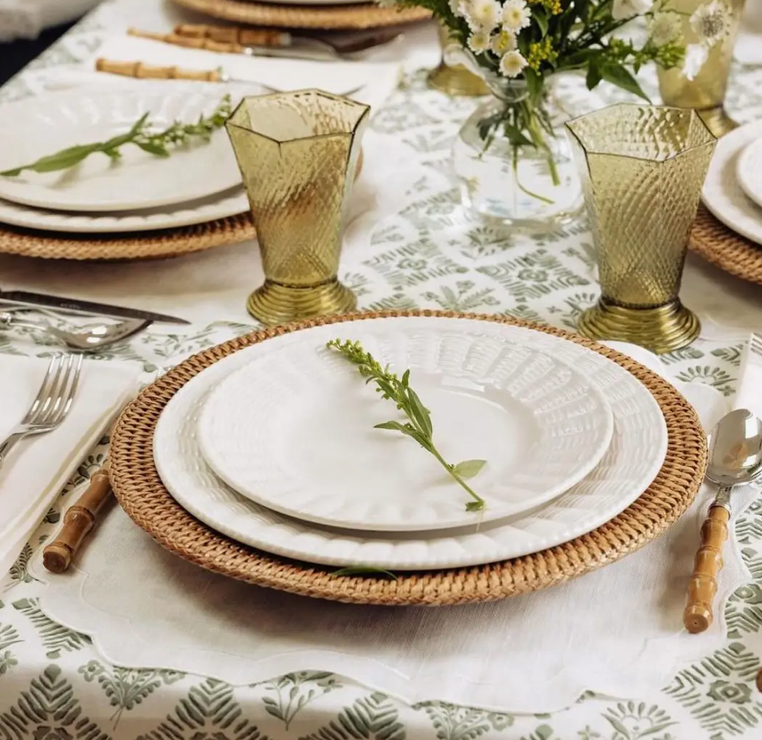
[
  {"xmin": 170, "ymin": 0, "xmax": 431, "ymax": 30},
  {"xmin": 110, "ymin": 310, "xmax": 706, "ymax": 606},
  {"xmin": 0, "ymin": 213, "xmax": 255, "ymax": 261},
  {"xmin": 690, "ymin": 203, "xmax": 762, "ymax": 286}
]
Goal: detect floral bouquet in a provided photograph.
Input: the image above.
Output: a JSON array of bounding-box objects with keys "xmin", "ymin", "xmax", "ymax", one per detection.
[{"xmin": 385, "ymin": 0, "xmax": 730, "ymax": 228}]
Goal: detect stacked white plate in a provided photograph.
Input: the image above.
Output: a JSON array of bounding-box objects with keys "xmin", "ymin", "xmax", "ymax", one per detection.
[
  {"xmin": 0, "ymin": 90, "xmax": 249, "ymax": 234},
  {"xmin": 702, "ymin": 120, "xmax": 762, "ymax": 246},
  {"xmin": 152, "ymin": 315, "xmax": 669, "ymax": 571}
]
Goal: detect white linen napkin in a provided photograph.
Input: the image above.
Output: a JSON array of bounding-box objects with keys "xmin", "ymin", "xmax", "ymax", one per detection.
[
  {"xmin": 0, "ymin": 355, "xmax": 140, "ymax": 576},
  {"xmin": 26, "ymin": 344, "xmax": 754, "ymax": 714},
  {"xmin": 0, "ymin": 0, "xmax": 99, "ymax": 42},
  {"xmin": 37, "ymin": 35, "xmax": 402, "ymax": 110}
]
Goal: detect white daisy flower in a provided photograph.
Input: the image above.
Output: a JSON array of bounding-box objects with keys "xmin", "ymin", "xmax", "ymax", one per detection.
[
  {"xmin": 612, "ymin": 0, "xmax": 653, "ymax": 21},
  {"xmin": 648, "ymin": 11, "xmax": 681, "ymax": 46},
  {"xmin": 690, "ymin": 0, "xmax": 733, "ymax": 47},
  {"xmin": 501, "ymin": 0, "xmax": 532, "ymax": 32},
  {"xmin": 468, "ymin": 30, "xmax": 492, "ymax": 54},
  {"xmin": 499, "ymin": 49, "xmax": 528, "ymax": 78},
  {"xmin": 683, "ymin": 43, "xmax": 709, "ymax": 79},
  {"xmin": 448, "ymin": 0, "xmax": 462, "ymax": 16},
  {"xmin": 460, "ymin": 0, "xmax": 501, "ymax": 32},
  {"xmin": 490, "ymin": 30, "xmax": 517, "ymax": 55}
]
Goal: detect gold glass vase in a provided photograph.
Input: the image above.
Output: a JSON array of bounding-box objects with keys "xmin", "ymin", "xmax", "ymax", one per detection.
[
  {"xmin": 657, "ymin": 0, "xmax": 746, "ymax": 137},
  {"xmin": 566, "ymin": 104, "xmax": 716, "ymax": 354},
  {"xmin": 226, "ymin": 90, "xmax": 369, "ymax": 326},
  {"xmin": 427, "ymin": 22, "xmax": 488, "ymax": 97}
]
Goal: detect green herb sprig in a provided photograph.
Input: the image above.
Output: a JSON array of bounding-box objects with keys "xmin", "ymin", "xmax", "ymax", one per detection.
[
  {"xmin": 1, "ymin": 94, "xmax": 232, "ymax": 177},
  {"xmin": 326, "ymin": 338, "xmax": 487, "ymax": 512}
]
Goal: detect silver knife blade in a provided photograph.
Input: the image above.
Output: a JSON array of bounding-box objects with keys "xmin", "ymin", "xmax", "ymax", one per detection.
[{"xmin": 0, "ymin": 290, "xmax": 190, "ymax": 325}]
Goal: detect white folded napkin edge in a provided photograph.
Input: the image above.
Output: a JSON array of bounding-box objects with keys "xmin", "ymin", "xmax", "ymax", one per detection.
[
  {"xmin": 0, "ymin": 360, "xmax": 142, "ymax": 577},
  {"xmin": 732, "ymin": 333, "xmax": 762, "ymax": 418}
]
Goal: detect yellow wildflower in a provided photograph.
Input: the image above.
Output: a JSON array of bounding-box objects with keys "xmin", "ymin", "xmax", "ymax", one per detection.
[
  {"xmin": 526, "ymin": 36, "xmax": 558, "ymax": 70},
  {"xmin": 528, "ymin": 0, "xmax": 563, "ymax": 15}
]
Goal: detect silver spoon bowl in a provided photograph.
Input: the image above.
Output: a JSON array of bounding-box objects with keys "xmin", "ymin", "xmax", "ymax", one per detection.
[
  {"xmin": 707, "ymin": 408, "xmax": 762, "ymax": 501},
  {"xmin": 0, "ymin": 310, "xmax": 150, "ymax": 351}
]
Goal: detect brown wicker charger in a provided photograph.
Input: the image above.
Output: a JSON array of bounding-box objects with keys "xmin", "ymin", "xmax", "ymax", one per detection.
[
  {"xmin": 170, "ymin": 0, "xmax": 431, "ymax": 30},
  {"xmin": 0, "ymin": 213, "xmax": 255, "ymax": 261},
  {"xmin": 110, "ymin": 310, "xmax": 706, "ymax": 606},
  {"xmin": 689, "ymin": 203, "xmax": 762, "ymax": 286}
]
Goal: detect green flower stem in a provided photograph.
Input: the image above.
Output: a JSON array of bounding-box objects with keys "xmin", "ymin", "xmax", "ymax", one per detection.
[
  {"xmin": 326, "ymin": 338, "xmax": 487, "ymax": 512},
  {"xmin": 1, "ymin": 95, "xmax": 232, "ymax": 178},
  {"xmin": 429, "ymin": 447, "xmax": 486, "ymax": 512}
]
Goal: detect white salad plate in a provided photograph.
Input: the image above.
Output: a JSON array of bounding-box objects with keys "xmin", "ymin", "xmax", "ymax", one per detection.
[
  {"xmin": 736, "ymin": 136, "xmax": 762, "ymax": 210},
  {"xmin": 702, "ymin": 120, "xmax": 762, "ymax": 246},
  {"xmin": 0, "ymin": 91, "xmax": 242, "ymax": 213},
  {"xmin": 197, "ymin": 323, "xmax": 615, "ymax": 532},
  {"xmin": 154, "ymin": 317, "xmax": 668, "ymax": 570}
]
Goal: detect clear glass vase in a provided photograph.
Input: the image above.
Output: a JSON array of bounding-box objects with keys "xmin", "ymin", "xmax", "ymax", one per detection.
[{"xmin": 451, "ymin": 75, "xmax": 583, "ymax": 233}]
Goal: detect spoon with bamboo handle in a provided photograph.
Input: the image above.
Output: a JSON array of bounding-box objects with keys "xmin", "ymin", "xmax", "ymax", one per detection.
[
  {"xmin": 42, "ymin": 461, "xmax": 111, "ymax": 573},
  {"xmin": 684, "ymin": 409, "xmax": 762, "ymax": 633}
]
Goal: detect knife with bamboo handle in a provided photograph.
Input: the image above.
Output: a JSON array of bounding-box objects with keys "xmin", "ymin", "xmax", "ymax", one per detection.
[
  {"xmin": 94, "ymin": 59, "xmax": 362, "ymax": 96},
  {"xmin": 127, "ymin": 24, "xmax": 401, "ymax": 61},
  {"xmin": 128, "ymin": 26, "xmax": 291, "ymax": 54}
]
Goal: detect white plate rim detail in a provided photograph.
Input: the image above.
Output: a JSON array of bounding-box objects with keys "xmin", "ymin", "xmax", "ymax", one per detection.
[
  {"xmin": 0, "ymin": 90, "xmax": 242, "ymax": 213},
  {"xmin": 702, "ymin": 120, "xmax": 762, "ymax": 246},
  {"xmin": 196, "ymin": 326, "xmax": 615, "ymax": 532},
  {"xmin": 153, "ymin": 317, "xmax": 669, "ymax": 570},
  {"xmin": 736, "ymin": 136, "xmax": 762, "ymax": 211}
]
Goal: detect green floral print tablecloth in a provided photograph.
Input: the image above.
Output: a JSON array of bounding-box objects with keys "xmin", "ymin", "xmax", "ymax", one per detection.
[{"xmin": 3, "ymin": 1, "xmax": 762, "ymax": 737}]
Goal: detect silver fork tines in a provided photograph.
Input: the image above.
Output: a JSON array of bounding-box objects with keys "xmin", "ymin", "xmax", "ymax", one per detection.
[{"xmin": 0, "ymin": 354, "xmax": 82, "ymax": 468}]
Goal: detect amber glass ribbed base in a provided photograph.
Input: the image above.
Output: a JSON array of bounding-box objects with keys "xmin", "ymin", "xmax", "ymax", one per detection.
[{"xmin": 247, "ymin": 280, "xmax": 357, "ymax": 327}]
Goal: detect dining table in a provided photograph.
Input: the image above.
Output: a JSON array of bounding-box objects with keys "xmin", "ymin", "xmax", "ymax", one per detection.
[{"xmin": 3, "ymin": 1, "xmax": 762, "ymax": 738}]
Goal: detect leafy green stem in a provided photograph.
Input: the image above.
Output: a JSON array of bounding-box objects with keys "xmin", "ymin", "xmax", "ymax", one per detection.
[
  {"xmin": 1, "ymin": 95, "xmax": 232, "ymax": 177},
  {"xmin": 326, "ymin": 338, "xmax": 487, "ymax": 512}
]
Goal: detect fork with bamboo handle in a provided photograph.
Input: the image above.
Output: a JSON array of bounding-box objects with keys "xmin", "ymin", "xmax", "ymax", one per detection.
[
  {"xmin": 96, "ymin": 59, "xmax": 225, "ymax": 82},
  {"xmin": 42, "ymin": 461, "xmax": 112, "ymax": 574},
  {"xmin": 684, "ymin": 409, "xmax": 762, "ymax": 634}
]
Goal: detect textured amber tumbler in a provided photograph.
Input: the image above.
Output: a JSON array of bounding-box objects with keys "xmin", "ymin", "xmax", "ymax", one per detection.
[
  {"xmin": 566, "ymin": 105, "xmax": 716, "ymax": 354},
  {"xmin": 657, "ymin": 0, "xmax": 746, "ymax": 138},
  {"xmin": 226, "ymin": 90, "xmax": 369, "ymax": 326}
]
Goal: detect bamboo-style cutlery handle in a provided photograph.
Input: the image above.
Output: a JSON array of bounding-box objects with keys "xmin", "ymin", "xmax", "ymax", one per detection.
[
  {"xmin": 96, "ymin": 58, "xmax": 221, "ymax": 82},
  {"xmin": 128, "ymin": 28, "xmax": 245, "ymax": 54},
  {"xmin": 684, "ymin": 505, "xmax": 730, "ymax": 634},
  {"xmin": 127, "ymin": 26, "xmax": 290, "ymax": 53},
  {"xmin": 173, "ymin": 23, "xmax": 290, "ymax": 47},
  {"xmin": 43, "ymin": 463, "xmax": 112, "ymax": 574}
]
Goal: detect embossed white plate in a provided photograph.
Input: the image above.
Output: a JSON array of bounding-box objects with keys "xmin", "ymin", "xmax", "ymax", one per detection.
[
  {"xmin": 702, "ymin": 120, "xmax": 762, "ymax": 246},
  {"xmin": 0, "ymin": 91, "xmax": 242, "ymax": 212},
  {"xmin": 736, "ymin": 137, "xmax": 762, "ymax": 210},
  {"xmin": 197, "ymin": 322, "xmax": 615, "ymax": 531},
  {"xmin": 154, "ymin": 318, "xmax": 667, "ymax": 569}
]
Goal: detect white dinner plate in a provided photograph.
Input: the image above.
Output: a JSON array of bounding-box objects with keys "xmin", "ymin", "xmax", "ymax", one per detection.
[
  {"xmin": 197, "ymin": 323, "xmax": 614, "ymax": 531},
  {"xmin": 154, "ymin": 316, "xmax": 668, "ymax": 570},
  {"xmin": 0, "ymin": 188, "xmax": 249, "ymax": 234},
  {"xmin": 0, "ymin": 91, "xmax": 242, "ymax": 212},
  {"xmin": 736, "ymin": 137, "xmax": 762, "ymax": 210},
  {"xmin": 702, "ymin": 120, "xmax": 762, "ymax": 246}
]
